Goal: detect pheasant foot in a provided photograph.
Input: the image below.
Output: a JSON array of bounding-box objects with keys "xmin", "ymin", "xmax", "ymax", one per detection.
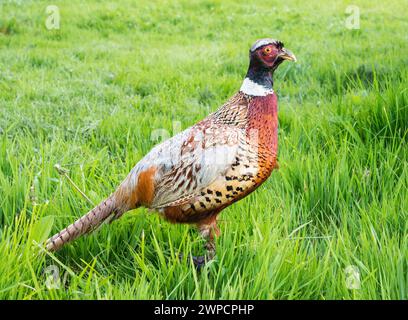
[{"xmin": 178, "ymin": 238, "xmax": 215, "ymax": 270}]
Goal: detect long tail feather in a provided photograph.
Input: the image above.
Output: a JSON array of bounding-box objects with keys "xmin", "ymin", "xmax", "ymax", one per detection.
[{"xmin": 46, "ymin": 195, "xmax": 120, "ymax": 251}]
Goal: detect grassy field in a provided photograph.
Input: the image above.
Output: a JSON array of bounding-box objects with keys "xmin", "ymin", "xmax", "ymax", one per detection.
[{"xmin": 0, "ymin": 0, "xmax": 407, "ymax": 299}]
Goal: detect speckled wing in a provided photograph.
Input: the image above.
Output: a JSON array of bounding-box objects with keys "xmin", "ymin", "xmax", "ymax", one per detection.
[
  {"xmin": 143, "ymin": 92, "xmax": 249, "ymax": 209},
  {"xmin": 150, "ymin": 122, "xmax": 243, "ymax": 209}
]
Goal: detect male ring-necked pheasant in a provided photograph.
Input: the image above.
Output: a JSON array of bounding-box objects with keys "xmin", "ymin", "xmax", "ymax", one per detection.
[{"xmin": 46, "ymin": 38, "xmax": 296, "ymax": 267}]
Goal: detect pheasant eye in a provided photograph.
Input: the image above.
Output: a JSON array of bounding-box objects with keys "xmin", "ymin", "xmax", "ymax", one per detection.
[{"xmin": 264, "ymin": 47, "xmax": 272, "ymax": 54}]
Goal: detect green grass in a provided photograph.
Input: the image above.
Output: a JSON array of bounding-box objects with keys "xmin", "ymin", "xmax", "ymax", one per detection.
[{"xmin": 0, "ymin": 0, "xmax": 407, "ymax": 299}]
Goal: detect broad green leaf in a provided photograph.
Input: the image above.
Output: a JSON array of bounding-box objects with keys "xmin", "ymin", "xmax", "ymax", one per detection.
[{"xmin": 31, "ymin": 216, "xmax": 54, "ymax": 244}]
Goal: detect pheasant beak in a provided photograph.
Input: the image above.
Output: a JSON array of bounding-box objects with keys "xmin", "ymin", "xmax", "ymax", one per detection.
[{"xmin": 279, "ymin": 48, "xmax": 297, "ymax": 62}]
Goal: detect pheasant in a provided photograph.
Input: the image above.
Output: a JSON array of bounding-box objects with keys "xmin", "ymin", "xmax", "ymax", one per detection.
[{"xmin": 46, "ymin": 38, "xmax": 296, "ymax": 267}]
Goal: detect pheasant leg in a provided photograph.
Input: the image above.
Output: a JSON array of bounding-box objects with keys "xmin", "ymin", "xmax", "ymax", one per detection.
[{"xmin": 191, "ymin": 220, "xmax": 220, "ymax": 269}]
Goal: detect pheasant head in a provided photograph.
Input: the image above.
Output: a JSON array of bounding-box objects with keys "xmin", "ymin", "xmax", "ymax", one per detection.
[{"xmin": 241, "ymin": 38, "xmax": 296, "ymax": 96}]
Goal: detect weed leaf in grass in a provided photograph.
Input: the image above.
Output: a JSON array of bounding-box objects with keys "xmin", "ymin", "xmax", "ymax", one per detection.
[{"xmin": 31, "ymin": 216, "xmax": 54, "ymax": 244}]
